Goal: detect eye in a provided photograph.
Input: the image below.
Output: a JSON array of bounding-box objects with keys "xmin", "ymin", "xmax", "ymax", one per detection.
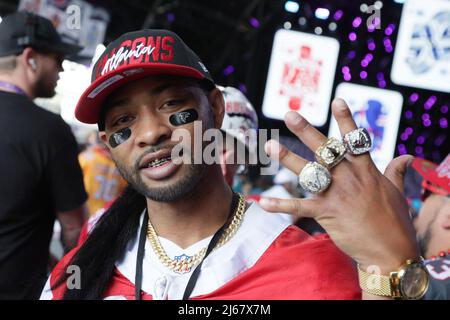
[{"xmin": 112, "ymin": 115, "xmax": 134, "ymax": 127}]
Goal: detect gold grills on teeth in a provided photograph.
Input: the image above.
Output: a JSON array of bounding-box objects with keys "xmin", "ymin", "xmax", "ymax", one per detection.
[{"xmin": 148, "ymin": 157, "xmax": 170, "ymax": 167}]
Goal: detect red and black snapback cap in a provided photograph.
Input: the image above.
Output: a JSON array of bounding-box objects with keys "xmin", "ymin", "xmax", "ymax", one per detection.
[{"xmin": 75, "ymin": 29, "xmax": 215, "ymax": 124}]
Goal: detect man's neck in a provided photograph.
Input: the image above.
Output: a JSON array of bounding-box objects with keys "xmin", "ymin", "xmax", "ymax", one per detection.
[
  {"xmin": 146, "ymin": 166, "xmax": 233, "ymax": 249},
  {"xmin": 0, "ymin": 75, "xmax": 33, "ymax": 98}
]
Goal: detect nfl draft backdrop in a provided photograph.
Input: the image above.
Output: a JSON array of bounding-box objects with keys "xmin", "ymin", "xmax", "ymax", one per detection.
[{"xmin": 249, "ymin": 0, "xmax": 448, "ymax": 166}]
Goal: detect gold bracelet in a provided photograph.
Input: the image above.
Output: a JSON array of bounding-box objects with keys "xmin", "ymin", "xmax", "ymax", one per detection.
[{"xmin": 357, "ymin": 264, "xmax": 393, "ymax": 297}]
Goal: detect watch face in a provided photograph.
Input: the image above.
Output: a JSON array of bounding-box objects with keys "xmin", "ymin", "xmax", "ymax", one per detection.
[{"xmin": 400, "ymin": 265, "xmax": 429, "ymax": 299}]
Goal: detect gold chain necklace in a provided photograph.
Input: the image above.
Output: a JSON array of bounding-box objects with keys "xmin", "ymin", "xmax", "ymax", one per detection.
[{"xmin": 146, "ymin": 193, "xmax": 246, "ymax": 274}]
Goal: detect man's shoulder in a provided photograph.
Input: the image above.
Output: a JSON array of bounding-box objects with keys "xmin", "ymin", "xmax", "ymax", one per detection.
[
  {"xmin": 4, "ymin": 96, "xmax": 72, "ymax": 138},
  {"xmin": 30, "ymin": 108, "xmax": 76, "ymax": 149},
  {"xmin": 31, "ymin": 106, "xmax": 70, "ymax": 133}
]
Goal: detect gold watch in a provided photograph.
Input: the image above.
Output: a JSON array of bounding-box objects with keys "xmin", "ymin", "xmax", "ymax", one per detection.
[{"xmin": 357, "ymin": 259, "xmax": 429, "ymax": 299}]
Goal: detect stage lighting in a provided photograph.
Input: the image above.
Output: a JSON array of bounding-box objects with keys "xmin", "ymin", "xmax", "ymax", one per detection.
[
  {"xmin": 285, "ymin": 1, "xmax": 300, "ymax": 13},
  {"xmin": 315, "ymin": 8, "xmax": 330, "ymax": 20}
]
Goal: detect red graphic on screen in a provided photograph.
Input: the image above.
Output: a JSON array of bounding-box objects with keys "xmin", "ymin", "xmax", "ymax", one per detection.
[{"xmin": 280, "ymin": 45, "xmax": 322, "ymax": 112}]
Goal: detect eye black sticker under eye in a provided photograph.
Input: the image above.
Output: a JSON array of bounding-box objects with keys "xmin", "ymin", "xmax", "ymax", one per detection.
[
  {"xmin": 169, "ymin": 109, "xmax": 198, "ymax": 126},
  {"xmin": 109, "ymin": 127, "xmax": 132, "ymax": 148}
]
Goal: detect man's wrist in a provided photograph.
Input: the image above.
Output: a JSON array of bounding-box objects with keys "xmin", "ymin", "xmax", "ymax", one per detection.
[{"xmin": 357, "ymin": 257, "xmax": 429, "ymax": 300}]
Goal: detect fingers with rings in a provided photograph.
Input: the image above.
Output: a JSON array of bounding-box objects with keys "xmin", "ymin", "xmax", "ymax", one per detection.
[
  {"xmin": 331, "ymin": 99, "xmax": 373, "ymax": 157},
  {"xmin": 343, "ymin": 128, "xmax": 372, "ymax": 155},
  {"xmin": 314, "ymin": 137, "xmax": 346, "ymax": 169},
  {"xmin": 264, "ymin": 139, "xmax": 331, "ymax": 194}
]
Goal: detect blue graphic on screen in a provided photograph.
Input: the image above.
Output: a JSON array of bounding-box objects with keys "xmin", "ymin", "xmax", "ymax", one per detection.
[
  {"xmin": 407, "ymin": 11, "xmax": 450, "ymax": 74},
  {"xmin": 352, "ymin": 100, "xmax": 386, "ymax": 151}
]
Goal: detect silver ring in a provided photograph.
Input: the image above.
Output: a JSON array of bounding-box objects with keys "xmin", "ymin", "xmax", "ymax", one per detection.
[
  {"xmin": 343, "ymin": 128, "xmax": 372, "ymax": 155},
  {"xmin": 315, "ymin": 137, "xmax": 347, "ymax": 169},
  {"xmin": 298, "ymin": 162, "xmax": 331, "ymax": 194}
]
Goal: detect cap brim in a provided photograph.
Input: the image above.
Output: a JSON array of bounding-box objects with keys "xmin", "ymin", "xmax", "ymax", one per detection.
[{"xmin": 75, "ymin": 63, "xmax": 210, "ymax": 124}]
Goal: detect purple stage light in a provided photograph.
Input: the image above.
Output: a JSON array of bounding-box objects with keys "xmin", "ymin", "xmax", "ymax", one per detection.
[
  {"xmin": 440, "ymin": 118, "xmax": 448, "ymax": 128},
  {"xmin": 385, "ymin": 46, "xmax": 393, "ymax": 53},
  {"xmin": 435, "ymin": 135, "xmax": 446, "ymax": 146},
  {"xmin": 368, "ymin": 42, "xmax": 376, "ymax": 51},
  {"xmin": 239, "ymin": 83, "xmax": 247, "ymax": 94},
  {"xmin": 397, "ymin": 144, "xmax": 407, "ymax": 155},
  {"xmin": 223, "ymin": 65, "xmax": 235, "ymax": 76},
  {"xmin": 376, "ymin": 72, "xmax": 384, "ymax": 80},
  {"xmin": 249, "ymin": 17, "xmax": 260, "ymax": 28},
  {"xmin": 400, "ymin": 133, "xmax": 408, "ymax": 141},
  {"xmin": 384, "ymin": 24, "xmax": 394, "ymax": 35},
  {"xmin": 347, "ymin": 50, "xmax": 356, "ymax": 59},
  {"xmin": 378, "ymin": 81, "xmax": 386, "ymax": 88},
  {"xmin": 405, "ymin": 110, "xmax": 413, "ymax": 119},
  {"xmin": 333, "ymin": 10, "xmax": 343, "ymax": 21},
  {"xmin": 405, "ymin": 127, "xmax": 413, "ymax": 135},
  {"xmin": 361, "ymin": 59, "xmax": 368, "ymax": 67},
  {"xmin": 415, "ymin": 146, "xmax": 423, "ymax": 155},
  {"xmin": 441, "ymin": 105, "xmax": 449, "ymax": 113},
  {"xmin": 349, "ymin": 32, "xmax": 357, "ymax": 41},
  {"xmin": 424, "ymin": 96, "xmax": 437, "ymax": 109},
  {"xmin": 417, "ymin": 136, "xmax": 425, "ymax": 144},
  {"xmin": 344, "ymin": 73, "xmax": 351, "ymax": 81},
  {"xmin": 342, "ymin": 66, "xmax": 350, "ymax": 74},
  {"xmin": 422, "ymin": 113, "xmax": 430, "ymax": 121},
  {"xmin": 423, "ymin": 119, "xmax": 432, "ymax": 127},
  {"xmin": 409, "ymin": 93, "xmax": 419, "ymax": 103},
  {"xmin": 352, "ymin": 17, "xmax": 362, "ymax": 28},
  {"xmin": 166, "ymin": 13, "xmax": 175, "ymax": 23},
  {"xmin": 360, "ymin": 71, "xmax": 368, "ymax": 79}
]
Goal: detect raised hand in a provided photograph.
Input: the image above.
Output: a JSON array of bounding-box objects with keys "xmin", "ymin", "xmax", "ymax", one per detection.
[{"xmin": 260, "ymin": 98, "xmax": 419, "ymax": 275}]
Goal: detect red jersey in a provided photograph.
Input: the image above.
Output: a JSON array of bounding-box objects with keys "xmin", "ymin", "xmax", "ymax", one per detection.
[{"xmin": 42, "ymin": 203, "xmax": 361, "ymax": 300}]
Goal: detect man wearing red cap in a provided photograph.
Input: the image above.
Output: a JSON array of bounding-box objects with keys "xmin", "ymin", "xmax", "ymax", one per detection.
[
  {"xmin": 41, "ymin": 29, "xmax": 428, "ymax": 300},
  {"xmin": 412, "ymin": 154, "xmax": 450, "ymax": 299}
]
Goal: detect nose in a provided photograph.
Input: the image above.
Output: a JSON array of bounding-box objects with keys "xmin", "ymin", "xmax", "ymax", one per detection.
[{"xmin": 133, "ymin": 111, "xmax": 172, "ymax": 148}]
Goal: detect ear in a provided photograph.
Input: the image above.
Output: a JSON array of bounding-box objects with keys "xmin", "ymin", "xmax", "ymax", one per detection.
[
  {"xmin": 208, "ymin": 87, "xmax": 225, "ymax": 130},
  {"xmin": 98, "ymin": 131, "xmax": 109, "ymax": 148},
  {"xmin": 20, "ymin": 47, "xmax": 39, "ymax": 72}
]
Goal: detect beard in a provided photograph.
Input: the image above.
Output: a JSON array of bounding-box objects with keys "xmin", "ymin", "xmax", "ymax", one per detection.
[
  {"xmin": 34, "ymin": 73, "xmax": 57, "ymax": 98},
  {"xmin": 113, "ymin": 146, "xmax": 208, "ymax": 202},
  {"xmin": 34, "ymin": 80, "xmax": 56, "ymax": 98}
]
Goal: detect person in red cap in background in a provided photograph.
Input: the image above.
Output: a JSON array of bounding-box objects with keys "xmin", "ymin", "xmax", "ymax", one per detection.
[
  {"xmin": 413, "ymin": 154, "xmax": 450, "ymax": 259},
  {"xmin": 411, "ymin": 154, "xmax": 450, "ymax": 299}
]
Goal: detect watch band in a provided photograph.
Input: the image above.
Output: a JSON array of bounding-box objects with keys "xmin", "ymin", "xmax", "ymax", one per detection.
[{"xmin": 357, "ymin": 264, "xmax": 393, "ymax": 297}]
